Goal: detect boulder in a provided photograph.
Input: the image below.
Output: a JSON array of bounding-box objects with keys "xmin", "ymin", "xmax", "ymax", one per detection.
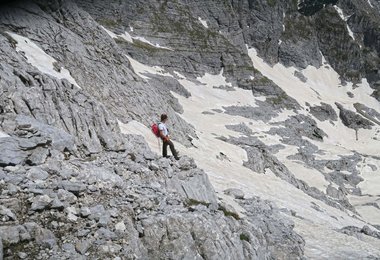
[
  {"xmin": 31, "ymin": 195, "xmax": 53, "ymax": 211},
  {"xmin": 35, "ymin": 228, "xmax": 56, "ymax": 248},
  {"xmin": 75, "ymin": 240, "xmax": 91, "ymax": 255},
  {"xmin": 224, "ymin": 188, "xmax": 245, "ymax": 199}
]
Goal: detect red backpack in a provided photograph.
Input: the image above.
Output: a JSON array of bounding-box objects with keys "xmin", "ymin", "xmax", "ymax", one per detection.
[{"xmin": 151, "ymin": 123, "xmax": 160, "ymax": 137}]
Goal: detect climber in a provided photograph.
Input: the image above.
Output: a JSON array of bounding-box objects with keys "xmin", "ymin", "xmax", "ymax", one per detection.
[{"xmin": 158, "ymin": 114, "xmax": 180, "ymax": 160}]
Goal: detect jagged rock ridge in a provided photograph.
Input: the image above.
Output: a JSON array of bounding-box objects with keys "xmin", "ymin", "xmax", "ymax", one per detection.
[{"xmin": 1, "ymin": 0, "xmax": 380, "ymax": 259}]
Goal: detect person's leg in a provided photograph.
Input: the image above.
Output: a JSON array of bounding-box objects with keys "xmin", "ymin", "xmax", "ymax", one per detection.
[
  {"xmin": 162, "ymin": 140, "xmax": 168, "ymax": 157},
  {"xmin": 168, "ymin": 140, "xmax": 179, "ymax": 159}
]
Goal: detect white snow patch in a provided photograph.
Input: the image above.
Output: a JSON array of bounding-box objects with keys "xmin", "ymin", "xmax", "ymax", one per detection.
[
  {"xmin": 0, "ymin": 131, "xmax": 9, "ymax": 138},
  {"xmin": 7, "ymin": 32, "xmax": 80, "ymax": 88},
  {"xmin": 126, "ymin": 58, "xmax": 380, "ymax": 257},
  {"xmin": 349, "ymin": 194, "xmax": 380, "ymax": 225},
  {"xmin": 118, "ymin": 120, "xmax": 161, "ymax": 153},
  {"xmin": 101, "ymin": 26, "xmax": 172, "ymax": 50},
  {"xmin": 101, "ymin": 26, "xmax": 118, "ymax": 39},
  {"xmin": 357, "ymin": 157, "xmax": 380, "ymax": 196},
  {"xmin": 171, "ymin": 71, "xmax": 369, "ymax": 225},
  {"xmin": 276, "ymin": 145, "xmax": 330, "ymax": 191},
  {"xmin": 101, "ymin": 26, "xmax": 132, "ymax": 44},
  {"xmin": 247, "ymin": 47, "xmax": 380, "ymax": 157},
  {"xmin": 334, "ymin": 6, "xmax": 355, "ymax": 40},
  {"xmin": 133, "ymin": 36, "xmax": 173, "ymax": 50},
  {"xmin": 198, "ymin": 17, "xmax": 209, "ymax": 28},
  {"xmin": 355, "ymin": 206, "xmax": 380, "ymax": 225},
  {"xmin": 125, "ymin": 55, "xmax": 172, "ymax": 80},
  {"xmin": 294, "ymin": 218, "xmax": 380, "ymax": 259}
]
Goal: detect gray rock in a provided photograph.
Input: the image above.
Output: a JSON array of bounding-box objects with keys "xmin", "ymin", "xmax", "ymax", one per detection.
[
  {"xmin": 89, "ymin": 205, "xmax": 106, "ymax": 221},
  {"xmin": 0, "ymin": 225, "xmax": 27, "ymax": 245},
  {"xmin": 95, "ymin": 228, "xmax": 116, "ymax": 240},
  {"xmin": 66, "ymin": 207, "xmax": 79, "ymax": 222},
  {"xmin": 3, "ymin": 0, "xmax": 380, "ymax": 258},
  {"xmin": 31, "ymin": 195, "xmax": 53, "ymax": 211},
  {"xmin": 23, "ymin": 222, "xmax": 39, "ymax": 236},
  {"xmin": 80, "ymin": 207, "xmax": 91, "ymax": 217},
  {"xmin": 336, "ymin": 103, "xmax": 374, "ymax": 130},
  {"xmin": 354, "ymin": 102, "xmax": 380, "ymax": 125},
  {"xmin": 326, "ymin": 185, "xmax": 346, "ymax": 200},
  {"xmin": 62, "ymin": 243, "xmax": 76, "ymax": 253},
  {"xmin": 0, "ymin": 205, "xmax": 17, "ymax": 221},
  {"xmin": 99, "ymin": 243, "xmax": 122, "ymax": 254},
  {"xmin": 77, "ymin": 229, "xmax": 91, "ymax": 237},
  {"xmin": 340, "ymin": 225, "xmax": 380, "ymax": 240},
  {"xmin": 18, "ymin": 252, "xmax": 27, "ymax": 259},
  {"xmin": 309, "ymin": 102, "xmax": 338, "ymax": 122},
  {"xmin": 61, "ymin": 180, "xmax": 86, "ymax": 195},
  {"xmin": 294, "ymin": 70, "xmax": 308, "ymax": 82},
  {"xmin": 27, "ymin": 147, "xmax": 49, "ymax": 165},
  {"xmin": 0, "ymin": 236, "xmax": 3, "ymax": 260},
  {"xmin": 143, "ymin": 151, "xmax": 156, "ymax": 160},
  {"xmin": 35, "ymin": 228, "xmax": 56, "ymax": 248},
  {"xmin": 167, "ymin": 168, "xmax": 218, "ymax": 206},
  {"xmin": 75, "ymin": 240, "xmax": 91, "ymax": 255},
  {"xmin": 115, "ymin": 222, "xmax": 126, "ymax": 233},
  {"xmin": 26, "ymin": 167, "xmax": 49, "ymax": 181},
  {"xmin": 98, "ymin": 214, "xmax": 111, "ymax": 227},
  {"xmin": 6, "ymin": 183, "xmax": 19, "ymax": 195},
  {"xmin": 224, "ymin": 188, "xmax": 245, "ymax": 199},
  {"xmin": 57, "ymin": 189, "xmax": 77, "ymax": 204},
  {"xmin": 51, "ymin": 198, "xmax": 65, "ymax": 210},
  {"xmin": 0, "ymin": 138, "xmax": 27, "ymax": 166},
  {"xmin": 177, "ymin": 156, "xmax": 197, "ymax": 171},
  {"xmin": 149, "ymin": 162, "xmax": 159, "ymax": 171}
]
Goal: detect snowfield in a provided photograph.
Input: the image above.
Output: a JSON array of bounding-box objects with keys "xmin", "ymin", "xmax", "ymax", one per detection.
[
  {"xmin": 7, "ymin": 32, "xmax": 80, "ymax": 88},
  {"xmin": 120, "ymin": 47, "xmax": 380, "ymax": 258}
]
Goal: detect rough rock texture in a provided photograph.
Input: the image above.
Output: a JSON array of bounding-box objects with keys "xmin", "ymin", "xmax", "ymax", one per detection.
[
  {"xmin": 224, "ymin": 124, "xmax": 356, "ymax": 213},
  {"xmin": 336, "ymin": 103, "xmax": 374, "ymax": 130},
  {"xmin": 0, "ymin": 0, "xmax": 195, "ymax": 146},
  {"xmin": 0, "ymin": 133, "xmax": 305, "ymax": 259},
  {"xmin": 1, "ymin": 0, "xmax": 380, "ymax": 259},
  {"xmin": 309, "ymin": 102, "xmax": 338, "ymax": 122}
]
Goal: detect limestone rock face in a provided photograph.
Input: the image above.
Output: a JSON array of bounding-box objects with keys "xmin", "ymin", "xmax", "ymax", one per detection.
[
  {"xmin": 1, "ymin": 0, "xmax": 380, "ymax": 259},
  {"xmin": 0, "ymin": 134, "xmax": 304, "ymax": 259}
]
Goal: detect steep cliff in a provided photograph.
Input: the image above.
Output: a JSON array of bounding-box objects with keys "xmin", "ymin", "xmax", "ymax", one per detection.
[{"xmin": 1, "ymin": 0, "xmax": 380, "ymax": 259}]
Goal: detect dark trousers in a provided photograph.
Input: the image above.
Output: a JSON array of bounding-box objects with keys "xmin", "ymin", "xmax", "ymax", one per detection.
[{"xmin": 163, "ymin": 139, "xmax": 178, "ymax": 158}]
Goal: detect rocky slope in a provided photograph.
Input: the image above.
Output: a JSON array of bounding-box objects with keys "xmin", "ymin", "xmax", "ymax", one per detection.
[{"xmin": 1, "ymin": 0, "xmax": 380, "ymax": 259}]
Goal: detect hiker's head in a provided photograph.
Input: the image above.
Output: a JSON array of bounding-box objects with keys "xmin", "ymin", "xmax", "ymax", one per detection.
[{"xmin": 161, "ymin": 114, "xmax": 168, "ymax": 123}]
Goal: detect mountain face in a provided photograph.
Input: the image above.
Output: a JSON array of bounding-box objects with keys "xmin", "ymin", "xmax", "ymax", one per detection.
[{"xmin": 1, "ymin": 0, "xmax": 380, "ymax": 259}]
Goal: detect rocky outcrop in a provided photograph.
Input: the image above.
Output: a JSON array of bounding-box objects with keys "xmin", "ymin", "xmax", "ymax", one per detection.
[
  {"xmin": 0, "ymin": 2, "xmax": 307, "ymax": 258},
  {"xmin": 0, "ymin": 0, "xmax": 195, "ymax": 146},
  {"xmin": 298, "ymin": 0, "xmax": 339, "ymax": 16},
  {"xmin": 1, "ymin": 0, "xmax": 380, "ymax": 258},
  {"xmin": 223, "ymin": 124, "xmax": 357, "ymax": 213},
  {"xmin": 336, "ymin": 103, "xmax": 374, "ymax": 130},
  {"xmin": 0, "ymin": 132, "xmax": 305, "ymax": 259},
  {"xmin": 309, "ymin": 102, "xmax": 338, "ymax": 122}
]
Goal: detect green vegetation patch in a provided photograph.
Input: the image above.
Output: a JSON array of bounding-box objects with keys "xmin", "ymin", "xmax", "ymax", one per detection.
[
  {"xmin": 240, "ymin": 233, "xmax": 250, "ymax": 242},
  {"xmin": 267, "ymin": 0, "xmax": 277, "ymax": 7},
  {"xmin": 97, "ymin": 18, "xmax": 119, "ymax": 27},
  {"xmin": 219, "ymin": 206, "xmax": 240, "ymax": 220},
  {"xmin": 185, "ymin": 198, "xmax": 211, "ymax": 207}
]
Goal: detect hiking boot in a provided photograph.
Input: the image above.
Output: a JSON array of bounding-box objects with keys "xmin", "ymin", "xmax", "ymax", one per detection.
[{"xmin": 174, "ymin": 156, "xmax": 180, "ymax": 160}]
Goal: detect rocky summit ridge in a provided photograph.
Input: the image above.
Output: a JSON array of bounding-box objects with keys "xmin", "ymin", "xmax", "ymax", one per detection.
[{"xmin": 1, "ymin": 0, "xmax": 380, "ymax": 259}]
